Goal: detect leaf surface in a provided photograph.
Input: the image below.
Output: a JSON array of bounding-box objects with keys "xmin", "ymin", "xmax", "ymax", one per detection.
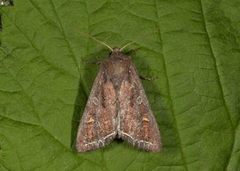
[{"xmin": 0, "ymin": 0, "xmax": 240, "ymax": 170}]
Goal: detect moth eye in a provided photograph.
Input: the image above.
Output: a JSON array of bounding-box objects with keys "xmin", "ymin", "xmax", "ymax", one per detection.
[
  {"xmin": 92, "ymin": 97, "xmax": 99, "ymax": 105},
  {"xmin": 136, "ymin": 96, "xmax": 142, "ymax": 104}
]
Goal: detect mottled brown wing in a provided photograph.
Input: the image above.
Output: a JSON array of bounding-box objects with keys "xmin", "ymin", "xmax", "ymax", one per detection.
[
  {"xmin": 118, "ymin": 62, "xmax": 161, "ymax": 152},
  {"xmin": 76, "ymin": 65, "xmax": 117, "ymax": 152}
]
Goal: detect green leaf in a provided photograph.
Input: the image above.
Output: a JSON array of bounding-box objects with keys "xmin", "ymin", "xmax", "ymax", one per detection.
[{"xmin": 0, "ymin": 0, "xmax": 240, "ymax": 170}]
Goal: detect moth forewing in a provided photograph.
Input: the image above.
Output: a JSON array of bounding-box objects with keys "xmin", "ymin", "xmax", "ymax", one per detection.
[
  {"xmin": 76, "ymin": 66, "xmax": 117, "ymax": 152},
  {"xmin": 118, "ymin": 60, "xmax": 161, "ymax": 152},
  {"xmin": 76, "ymin": 48, "xmax": 161, "ymax": 152}
]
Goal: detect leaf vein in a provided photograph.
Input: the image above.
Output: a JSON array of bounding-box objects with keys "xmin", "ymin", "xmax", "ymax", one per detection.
[
  {"xmin": 1, "ymin": 12, "xmax": 77, "ymax": 78},
  {"xmin": 154, "ymin": 1, "xmax": 189, "ymax": 170},
  {"xmin": 199, "ymin": 1, "xmax": 235, "ymax": 170},
  {"xmin": 49, "ymin": 0, "xmax": 81, "ymax": 72}
]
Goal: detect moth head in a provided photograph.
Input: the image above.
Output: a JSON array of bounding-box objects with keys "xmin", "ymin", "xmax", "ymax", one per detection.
[
  {"xmin": 109, "ymin": 48, "xmax": 124, "ymax": 60},
  {"xmin": 112, "ymin": 48, "xmax": 121, "ymax": 53},
  {"xmin": 110, "ymin": 41, "xmax": 135, "ymax": 55}
]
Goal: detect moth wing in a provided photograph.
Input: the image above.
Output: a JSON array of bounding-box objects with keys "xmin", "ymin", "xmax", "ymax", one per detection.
[
  {"xmin": 118, "ymin": 63, "xmax": 161, "ymax": 152},
  {"xmin": 76, "ymin": 66, "xmax": 117, "ymax": 152}
]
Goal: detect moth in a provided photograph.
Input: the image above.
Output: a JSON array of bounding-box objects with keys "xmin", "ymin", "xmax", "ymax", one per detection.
[{"xmin": 76, "ymin": 41, "xmax": 161, "ymax": 152}]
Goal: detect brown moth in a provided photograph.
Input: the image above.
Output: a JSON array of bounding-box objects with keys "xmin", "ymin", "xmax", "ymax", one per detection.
[{"xmin": 76, "ymin": 42, "xmax": 161, "ymax": 152}]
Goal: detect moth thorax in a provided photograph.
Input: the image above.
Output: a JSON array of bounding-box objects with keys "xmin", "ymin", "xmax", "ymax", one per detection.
[{"xmin": 113, "ymin": 62, "xmax": 125, "ymax": 75}]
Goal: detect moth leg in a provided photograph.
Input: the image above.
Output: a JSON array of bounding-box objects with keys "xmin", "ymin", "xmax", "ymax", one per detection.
[{"xmin": 139, "ymin": 75, "xmax": 157, "ymax": 81}]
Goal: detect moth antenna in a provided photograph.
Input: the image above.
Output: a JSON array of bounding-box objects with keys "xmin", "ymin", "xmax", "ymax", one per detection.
[
  {"xmin": 90, "ymin": 36, "xmax": 114, "ymax": 52},
  {"xmin": 79, "ymin": 32, "xmax": 113, "ymax": 51},
  {"xmin": 120, "ymin": 42, "xmax": 134, "ymax": 51}
]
